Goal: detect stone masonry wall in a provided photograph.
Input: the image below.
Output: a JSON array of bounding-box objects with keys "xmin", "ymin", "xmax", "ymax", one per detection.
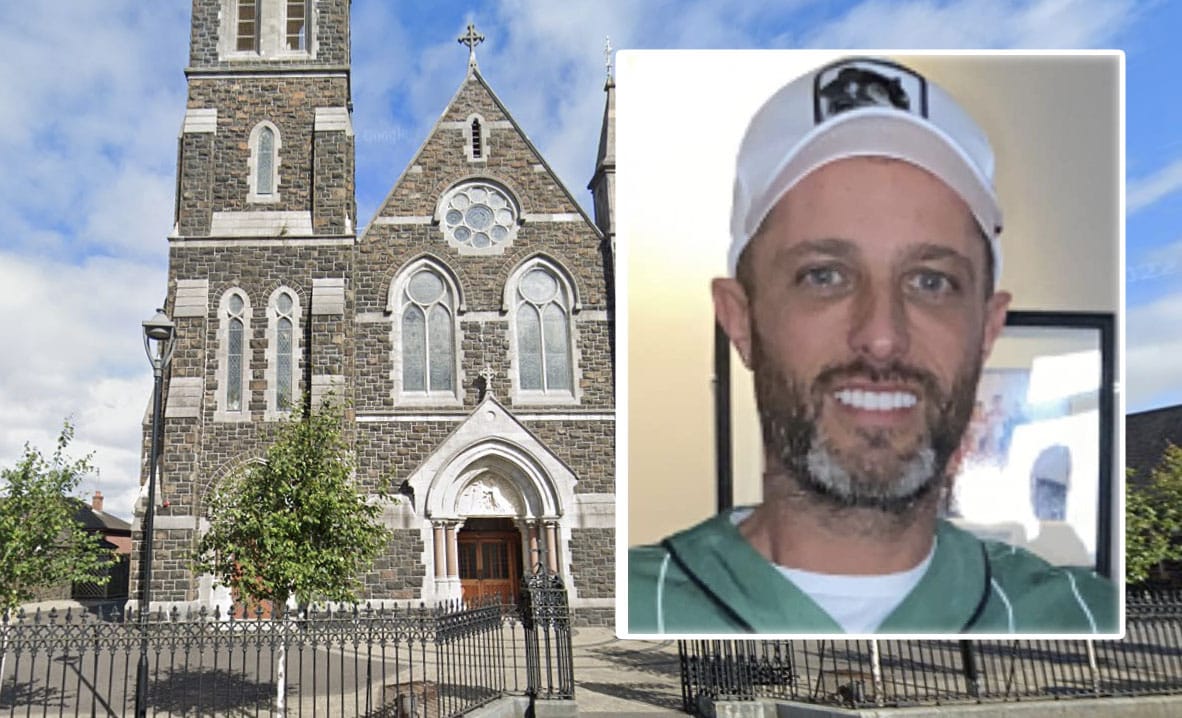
[
  {"xmin": 313, "ymin": 129, "xmax": 355, "ymax": 234},
  {"xmin": 568, "ymin": 528, "xmax": 615, "ymax": 600},
  {"xmin": 361, "ymin": 528, "xmax": 427, "ymax": 599},
  {"xmin": 524, "ymin": 420, "xmax": 615, "ymax": 495},
  {"xmin": 355, "ymin": 421, "xmax": 457, "ymax": 492},
  {"xmin": 180, "ymin": 76, "xmax": 349, "ymax": 230},
  {"xmin": 177, "ymin": 131, "xmax": 213, "ymax": 237}
]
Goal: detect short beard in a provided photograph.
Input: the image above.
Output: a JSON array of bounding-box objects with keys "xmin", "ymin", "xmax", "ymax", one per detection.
[{"xmin": 752, "ymin": 331, "xmax": 981, "ymax": 516}]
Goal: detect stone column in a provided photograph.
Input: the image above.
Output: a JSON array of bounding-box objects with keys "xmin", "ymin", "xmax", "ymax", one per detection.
[
  {"xmin": 445, "ymin": 521, "xmax": 459, "ymax": 579},
  {"xmin": 544, "ymin": 519, "xmax": 559, "ymax": 574},
  {"xmin": 432, "ymin": 523, "xmax": 446, "ymax": 579},
  {"xmin": 525, "ymin": 520, "xmax": 541, "ymax": 573}
]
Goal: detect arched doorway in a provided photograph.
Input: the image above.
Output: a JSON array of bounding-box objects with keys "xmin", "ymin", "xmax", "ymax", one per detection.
[{"xmin": 457, "ymin": 517, "xmax": 522, "ymax": 605}]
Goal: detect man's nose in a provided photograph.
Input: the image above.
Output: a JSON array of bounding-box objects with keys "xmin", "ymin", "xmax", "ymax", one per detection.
[{"xmin": 848, "ymin": 282, "xmax": 909, "ymax": 363}]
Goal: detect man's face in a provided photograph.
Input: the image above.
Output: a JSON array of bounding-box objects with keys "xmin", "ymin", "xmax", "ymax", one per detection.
[{"xmin": 715, "ymin": 157, "xmax": 1011, "ymax": 512}]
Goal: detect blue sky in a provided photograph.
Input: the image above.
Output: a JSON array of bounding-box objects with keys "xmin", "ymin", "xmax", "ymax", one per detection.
[{"xmin": 0, "ymin": 0, "xmax": 1177, "ymax": 520}]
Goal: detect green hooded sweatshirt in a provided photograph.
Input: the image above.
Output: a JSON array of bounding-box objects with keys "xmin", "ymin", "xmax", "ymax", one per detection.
[{"xmin": 629, "ymin": 509, "xmax": 1117, "ymax": 635}]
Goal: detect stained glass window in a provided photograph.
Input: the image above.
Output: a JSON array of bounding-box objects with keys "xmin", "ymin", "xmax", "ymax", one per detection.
[
  {"xmin": 226, "ymin": 292, "xmax": 248, "ymax": 411},
  {"xmin": 274, "ymin": 291, "xmax": 295, "ymax": 411},
  {"xmin": 257, "ymin": 126, "xmax": 274, "ymax": 196},
  {"xmin": 400, "ymin": 267, "xmax": 454, "ymax": 396},
  {"xmin": 515, "ymin": 266, "xmax": 572, "ymax": 394},
  {"xmin": 441, "ymin": 182, "xmax": 516, "ymax": 250}
]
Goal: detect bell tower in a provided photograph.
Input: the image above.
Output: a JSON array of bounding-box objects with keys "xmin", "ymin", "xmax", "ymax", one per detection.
[
  {"xmin": 133, "ymin": 0, "xmax": 357, "ymax": 608},
  {"xmin": 177, "ymin": 0, "xmax": 355, "ymax": 237}
]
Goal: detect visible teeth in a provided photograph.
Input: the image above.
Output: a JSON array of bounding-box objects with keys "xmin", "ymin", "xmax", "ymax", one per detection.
[{"xmin": 835, "ymin": 390, "xmax": 917, "ymax": 411}]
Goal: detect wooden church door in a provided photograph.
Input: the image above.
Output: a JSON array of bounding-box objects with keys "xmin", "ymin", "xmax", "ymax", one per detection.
[{"xmin": 457, "ymin": 518, "xmax": 522, "ymax": 605}]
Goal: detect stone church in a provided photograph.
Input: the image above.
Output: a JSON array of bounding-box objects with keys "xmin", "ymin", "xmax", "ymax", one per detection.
[{"xmin": 132, "ymin": 0, "xmax": 616, "ymax": 625}]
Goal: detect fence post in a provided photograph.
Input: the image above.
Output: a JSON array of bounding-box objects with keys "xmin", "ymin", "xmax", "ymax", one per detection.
[
  {"xmin": 519, "ymin": 567, "xmax": 575, "ymax": 705},
  {"xmin": 959, "ymin": 640, "xmax": 980, "ymax": 699}
]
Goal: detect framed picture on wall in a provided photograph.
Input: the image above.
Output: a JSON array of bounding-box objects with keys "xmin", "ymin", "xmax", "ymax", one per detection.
[{"xmin": 944, "ymin": 311, "xmax": 1115, "ymax": 577}]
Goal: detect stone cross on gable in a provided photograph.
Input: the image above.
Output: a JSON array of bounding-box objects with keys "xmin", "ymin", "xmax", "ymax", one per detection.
[
  {"xmin": 478, "ymin": 365, "xmax": 496, "ymax": 399},
  {"xmin": 458, "ymin": 22, "xmax": 485, "ymax": 68}
]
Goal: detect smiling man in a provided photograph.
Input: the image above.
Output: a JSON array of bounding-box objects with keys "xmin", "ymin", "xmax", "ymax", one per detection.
[{"xmin": 627, "ymin": 57, "xmax": 1116, "ymax": 635}]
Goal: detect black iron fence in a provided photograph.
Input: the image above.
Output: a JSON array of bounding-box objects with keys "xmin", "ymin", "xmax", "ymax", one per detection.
[
  {"xmin": 1, "ymin": 575, "xmax": 575, "ymax": 717},
  {"xmin": 678, "ymin": 590, "xmax": 1182, "ymax": 713},
  {"xmin": 519, "ymin": 569, "xmax": 575, "ymax": 701}
]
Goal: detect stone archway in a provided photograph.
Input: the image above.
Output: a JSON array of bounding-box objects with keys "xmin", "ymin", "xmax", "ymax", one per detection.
[
  {"xmin": 423, "ymin": 450, "xmax": 567, "ymax": 602},
  {"xmin": 405, "ymin": 395, "xmax": 578, "ymax": 604}
]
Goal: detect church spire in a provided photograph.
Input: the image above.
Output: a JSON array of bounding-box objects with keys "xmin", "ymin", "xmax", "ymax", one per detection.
[
  {"xmin": 589, "ymin": 36, "xmax": 616, "ymax": 247},
  {"xmin": 458, "ymin": 22, "xmax": 485, "ymax": 69}
]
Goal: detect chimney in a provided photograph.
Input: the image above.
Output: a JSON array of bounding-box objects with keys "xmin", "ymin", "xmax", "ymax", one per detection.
[{"xmin": 92, "ymin": 491, "xmax": 104, "ymax": 512}]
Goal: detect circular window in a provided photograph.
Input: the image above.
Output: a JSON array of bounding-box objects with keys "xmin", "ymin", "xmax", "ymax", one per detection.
[
  {"xmin": 520, "ymin": 269, "xmax": 558, "ymax": 303},
  {"xmin": 407, "ymin": 270, "xmax": 444, "ymax": 304},
  {"xmin": 442, "ymin": 183, "xmax": 517, "ymax": 251}
]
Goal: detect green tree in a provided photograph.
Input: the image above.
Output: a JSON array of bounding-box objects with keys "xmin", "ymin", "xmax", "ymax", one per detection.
[
  {"xmin": 0, "ymin": 423, "xmax": 115, "ymax": 615},
  {"xmin": 1126, "ymin": 444, "xmax": 1182, "ymax": 585},
  {"xmin": 1, "ymin": 423, "xmax": 117, "ymax": 683},
  {"xmin": 195, "ymin": 399, "xmax": 391, "ymax": 611},
  {"xmin": 194, "ymin": 398, "xmax": 391, "ymax": 714}
]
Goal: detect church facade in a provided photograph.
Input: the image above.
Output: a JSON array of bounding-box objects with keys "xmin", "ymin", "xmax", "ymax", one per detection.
[{"xmin": 132, "ymin": 0, "xmax": 616, "ymax": 625}]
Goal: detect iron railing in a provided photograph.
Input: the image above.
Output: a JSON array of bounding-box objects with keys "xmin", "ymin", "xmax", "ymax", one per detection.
[
  {"xmin": 519, "ymin": 569, "xmax": 575, "ymax": 701},
  {"xmin": 1, "ymin": 578, "xmax": 574, "ymax": 717},
  {"xmin": 679, "ymin": 590, "xmax": 1182, "ymax": 713}
]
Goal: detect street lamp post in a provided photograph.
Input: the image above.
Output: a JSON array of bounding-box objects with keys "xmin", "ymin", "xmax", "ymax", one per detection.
[{"xmin": 135, "ymin": 308, "xmax": 176, "ymax": 718}]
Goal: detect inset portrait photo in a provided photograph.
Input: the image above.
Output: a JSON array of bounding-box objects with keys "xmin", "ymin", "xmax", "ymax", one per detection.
[{"xmin": 615, "ymin": 51, "xmax": 1122, "ymax": 638}]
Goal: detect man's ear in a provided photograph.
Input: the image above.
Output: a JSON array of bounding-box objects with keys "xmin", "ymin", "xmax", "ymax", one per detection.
[
  {"xmin": 712, "ymin": 277, "xmax": 754, "ymax": 369},
  {"xmin": 980, "ymin": 290, "xmax": 1012, "ymax": 361}
]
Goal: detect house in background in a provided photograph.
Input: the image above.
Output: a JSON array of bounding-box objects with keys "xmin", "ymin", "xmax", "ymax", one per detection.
[
  {"xmin": 29, "ymin": 491, "xmax": 131, "ymax": 603},
  {"xmin": 1126, "ymin": 404, "xmax": 1182, "ymax": 481}
]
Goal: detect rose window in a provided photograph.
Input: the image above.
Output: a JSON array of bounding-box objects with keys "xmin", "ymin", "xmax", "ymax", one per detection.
[{"xmin": 441, "ymin": 183, "xmax": 517, "ymax": 250}]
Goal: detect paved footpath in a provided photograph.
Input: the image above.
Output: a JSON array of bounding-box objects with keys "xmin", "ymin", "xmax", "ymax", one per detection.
[{"xmin": 567, "ymin": 627, "xmax": 687, "ymax": 716}]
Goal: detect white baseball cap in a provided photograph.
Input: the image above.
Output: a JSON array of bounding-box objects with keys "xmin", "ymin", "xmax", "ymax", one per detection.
[{"xmin": 729, "ymin": 57, "xmax": 1003, "ymax": 287}]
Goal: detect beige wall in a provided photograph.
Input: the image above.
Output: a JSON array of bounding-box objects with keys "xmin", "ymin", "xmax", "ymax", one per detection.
[{"xmin": 619, "ymin": 51, "xmax": 1122, "ymax": 547}]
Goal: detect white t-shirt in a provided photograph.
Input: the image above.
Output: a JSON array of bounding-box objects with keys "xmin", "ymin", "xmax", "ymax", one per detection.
[{"xmin": 732, "ymin": 508, "xmax": 934, "ymax": 633}]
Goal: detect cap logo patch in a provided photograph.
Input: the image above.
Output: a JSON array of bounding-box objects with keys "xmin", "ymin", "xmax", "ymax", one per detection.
[
  {"xmin": 820, "ymin": 67, "xmax": 909, "ymax": 116},
  {"xmin": 813, "ymin": 58, "xmax": 929, "ymax": 125}
]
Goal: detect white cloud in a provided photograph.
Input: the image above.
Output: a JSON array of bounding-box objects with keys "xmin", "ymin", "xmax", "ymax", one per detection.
[
  {"xmin": 1127, "ymin": 291, "xmax": 1182, "ymax": 411},
  {"xmin": 1129, "ymin": 156, "xmax": 1182, "ymax": 214},
  {"xmin": 805, "ymin": 0, "xmax": 1138, "ymax": 48},
  {"xmin": 0, "ymin": 2, "xmax": 186, "ymax": 263},
  {"xmin": 0, "ymin": 253, "xmax": 161, "ymax": 520}
]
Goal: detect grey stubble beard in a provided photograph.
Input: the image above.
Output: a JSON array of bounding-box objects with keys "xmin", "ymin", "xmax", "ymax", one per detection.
[{"xmin": 750, "ymin": 328, "xmax": 981, "ymax": 517}]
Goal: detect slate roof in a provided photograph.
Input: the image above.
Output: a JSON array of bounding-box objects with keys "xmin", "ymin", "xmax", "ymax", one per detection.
[
  {"xmin": 69, "ymin": 498, "xmax": 132, "ymax": 535},
  {"xmin": 1126, "ymin": 404, "xmax": 1182, "ymax": 483}
]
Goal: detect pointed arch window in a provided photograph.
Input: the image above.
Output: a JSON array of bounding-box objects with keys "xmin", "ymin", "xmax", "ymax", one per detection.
[
  {"xmin": 266, "ymin": 288, "xmax": 301, "ymax": 419},
  {"xmin": 216, "ymin": 289, "xmax": 252, "ymax": 421},
  {"xmin": 391, "ymin": 262, "xmax": 462, "ymax": 405},
  {"xmin": 471, "ymin": 119, "xmax": 483, "ymax": 159},
  {"xmin": 248, "ymin": 121, "xmax": 281, "ymax": 203},
  {"xmin": 508, "ymin": 261, "xmax": 579, "ymax": 404},
  {"xmin": 464, "ymin": 114, "xmax": 489, "ymax": 163}
]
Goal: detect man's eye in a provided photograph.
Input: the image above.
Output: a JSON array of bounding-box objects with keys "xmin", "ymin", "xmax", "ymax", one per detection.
[
  {"xmin": 908, "ymin": 271, "xmax": 957, "ymax": 295},
  {"xmin": 798, "ymin": 266, "xmax": 845, "ymax": 288}
]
